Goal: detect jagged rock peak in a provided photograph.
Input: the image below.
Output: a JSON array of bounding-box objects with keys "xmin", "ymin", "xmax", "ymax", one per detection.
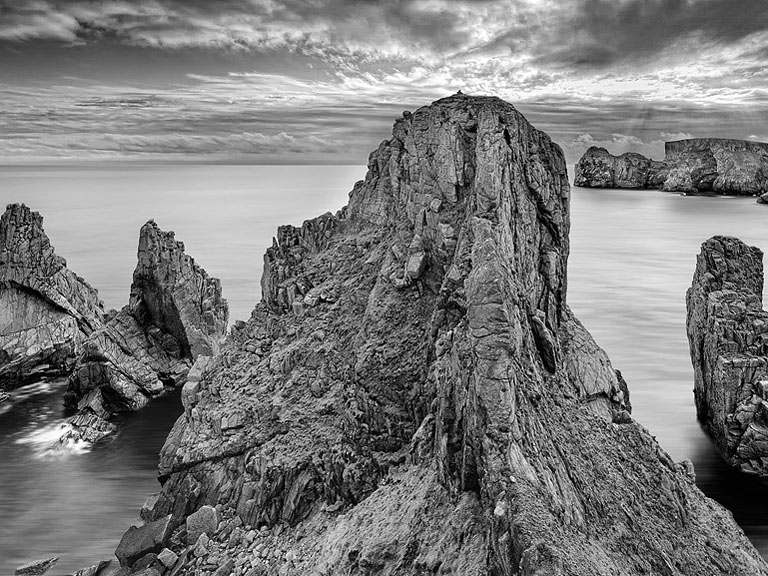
[
  {"xmin": 131, "ymin": 219, "xmax": 229, "ymax": 357},
  {"xmin": 0, "ymin": 203, "xmax": 104, "ymax": 331},
  {"xmin": 686, "ymin": 235, "xmax": 768, "ymax": 475},
  {"xmin": 0, "ymin": 203, "xmax": 104, "ymax": 387},
  {"xmin": 140, "ymin": 95, "xmax": 766, "ymax": 575}
]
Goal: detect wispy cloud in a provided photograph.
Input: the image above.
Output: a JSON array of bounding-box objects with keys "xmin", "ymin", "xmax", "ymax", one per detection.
[{"xmin": 0, "ymin": 0, "xmax": 767, "ymax": 163}]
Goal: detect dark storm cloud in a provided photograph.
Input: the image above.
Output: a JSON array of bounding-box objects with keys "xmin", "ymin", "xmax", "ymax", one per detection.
[{"xmin": 540, "ymin": 0, "xmax": 768, "ymax": 68}]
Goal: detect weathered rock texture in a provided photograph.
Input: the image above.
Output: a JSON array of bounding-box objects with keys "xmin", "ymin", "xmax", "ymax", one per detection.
[
  {"xmin": 0, "ymin": 204, "xmax": 105, "ymax": 388},
  {"xmin": 575, "ymin": 139, "xmax": 768, "ymax": 195},
  {"xmin": 687, "ymin": 235, "xmax": 768, "ymax": 476},
  {"xmin": 132, "ymin": 95, "xmax": 766, "ymax": 575},
  {"xmin": 63, "ymin": 221, "xmax": 228, "ymax": 442}
]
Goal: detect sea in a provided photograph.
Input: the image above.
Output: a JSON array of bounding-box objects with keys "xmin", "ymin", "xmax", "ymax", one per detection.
[{"xmin": 0, "ymin": 164, "xmax": 766, "ymax": 573}]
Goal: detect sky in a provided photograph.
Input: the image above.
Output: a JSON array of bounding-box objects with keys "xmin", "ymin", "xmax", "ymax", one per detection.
[{"xmin": 1, "ymin": 0, "xmax": 768, "ymax": 167}]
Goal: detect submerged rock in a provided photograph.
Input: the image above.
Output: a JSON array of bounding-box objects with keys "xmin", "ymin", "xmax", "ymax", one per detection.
[
  {"xmin": 687, "ymin": 235, "xmax": 768, "ymax": 476},
  {"xmin": 137, "ymin": 94, "xmax": 767, "ymax": 574},
  {"xmin": 575, "ymin": 138, "xmax": 768, "ymax": 194},
  {"xmin": 0, "ymin": 204, "xmax": 105, "ymax": 388},
  {"xmin": 14, "ymin": 557, "xmax": 58, "ymax": 576},
  {"xmin": 63, "ymin": 221, "xmax": 228, "ymax": 444}
]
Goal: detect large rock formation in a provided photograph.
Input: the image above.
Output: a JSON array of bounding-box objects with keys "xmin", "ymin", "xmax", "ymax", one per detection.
[
  {"xmin": 575, "ymin": 138, "xmax": 768, "ymax": 195},
  {"xmin": 687, "ymin": 235, "xmax": 768, "ymax": 476},
  {"xmin": 0, "ymin": 204, "xmax": 105, "ymax": 387},
  {"xmin": 127, "ymin": 95, "xmax": 767, "ymax": 575},
  {"xmin": 63, "ymin": 221, "xmax": 228, "ymax": 442}
]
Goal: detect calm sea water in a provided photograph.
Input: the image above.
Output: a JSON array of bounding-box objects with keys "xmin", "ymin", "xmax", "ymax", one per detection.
[{"xmin": 0, "ymin": 165, "xmax": 767, "ymax": 572}]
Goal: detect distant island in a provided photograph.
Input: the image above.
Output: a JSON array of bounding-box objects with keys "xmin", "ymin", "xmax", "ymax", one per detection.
[{"xmin": 574, "ymin": 138, "xmax": 768, "ymax": 199}]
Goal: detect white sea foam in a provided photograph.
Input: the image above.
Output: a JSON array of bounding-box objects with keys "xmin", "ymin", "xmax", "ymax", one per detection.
[{"xmin": 14, "ymin": 420, "xmax": 92, "ymax": 457}]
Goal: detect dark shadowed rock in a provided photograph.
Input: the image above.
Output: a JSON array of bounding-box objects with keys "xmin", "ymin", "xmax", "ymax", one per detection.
[
  {"xmin": 63, "ymin": 221, "xmax": 228, "ymax": 444},
  {"xmin": 14, "ymin": 557, "xmax": 58, "ymax": 576},
  {"xmin": 115, "ymin": 514, "xmax": 172, "ymax": 567},
  {"xmin": 575, "ymin": 138, "xmax": 768, "ymax": 195},
  {"xmin": 0, "ymin": 204, "xmax": 104, "ymax": 388},
  {"xmin": 139, "ymin": 94, "xmax": 767, "ymax": 574},
  {"xmin": 686, "ymin": 235, "xmax": 768, "ymax": 476}
]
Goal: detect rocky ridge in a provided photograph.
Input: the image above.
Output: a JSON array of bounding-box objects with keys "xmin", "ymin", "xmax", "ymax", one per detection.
[
  {"xmin": 574, "ymin": 138, "xmax": 768, "ymax": 195},
  {"xmin": 109, "ymin": 94, "xmax": 768, "ymax": 575},
  {"xmin": 687, "ymin": 235, "xmax": 768, "ymax": 476}
]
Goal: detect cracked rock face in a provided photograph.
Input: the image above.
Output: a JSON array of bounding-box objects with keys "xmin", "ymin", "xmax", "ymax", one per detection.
[
  {"xmin": 137, "ymin": 95, "xmax": 766, "ymax": 575},
  {"xmin": 575, "ymin": 139, "xmax": 768, "ymax": 195},
  {"xmin": 0, "ymin": 204, "xmax": 105, "ymax": 388},
  {"xmin": 63, "ymin": 220, "xmax": 228, "ymax": 442},
  {"xmin": 687, "ymin": 235, "xmax": 768, "ymax": 476}
]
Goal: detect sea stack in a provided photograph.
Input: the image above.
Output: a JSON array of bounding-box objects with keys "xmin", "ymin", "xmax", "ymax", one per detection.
[
  {"xmin": 575, "ymin": 138, "xmax": 768, "ymax": 195},
  {"xmin": 126, "ymin": 94, "xmax": 767, "ymax": 575},
  {"xmin": 0, "ymin": 204, "xmax": 105, "ymax": 388},
  {"xmin": 687, "ymin": 235, "xmax": 768, "ymax": 476},
  {"xmin": 63, "ymin": 220, "xmax": 228, "ymax": 443}
]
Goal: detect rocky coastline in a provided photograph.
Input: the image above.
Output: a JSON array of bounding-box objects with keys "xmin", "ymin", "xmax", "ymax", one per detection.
[
  {"xmin": 68, "ymin": 94, "xmax": 767, "ymax": 575},
  {"xmin": 574, "ymin": 138, "xmax": 768, "ymax": 196},
  {"xmin": 0, "ymin": 204, "xmax": 228, "ymax": 447},
  {"xmin": 10, "ymin": 95, "xmax": 768, "ymax": 575}
]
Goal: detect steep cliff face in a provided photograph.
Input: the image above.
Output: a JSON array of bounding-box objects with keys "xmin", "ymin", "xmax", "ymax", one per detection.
[
  {"xmin": 133, "ymin": 95, "xmax": 767, "ymax": 575},
  {"xmin": 64, "ymin": 221, "xmax": 228, "ymax": 443},
  {"xmin": 574, "ymin": 138, "xmax": 768, "ymax": 195},
  {"xmin": 687, "ymin": 236, "xmax": 768, "ymax": 476},
  {"xmin": 0, "ymin": 204, "xmax": 105, "ymax": 387}
]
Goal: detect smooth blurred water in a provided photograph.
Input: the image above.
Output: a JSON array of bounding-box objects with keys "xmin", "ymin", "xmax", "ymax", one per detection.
[{"xmin": 0, "ymin": 167, "xmax": 768, "ymax": 572}]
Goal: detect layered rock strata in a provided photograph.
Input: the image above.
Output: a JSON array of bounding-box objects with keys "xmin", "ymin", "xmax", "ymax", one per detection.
[
  {"xmin": 687, "ymin": 235, "xmax": 768, "ymax": 476},
  {"xmin": 0, "ymin": 204, "xmax": 105, "ymax": 388},
  {"xmin": 123, "ymin": 94, "xmax": 767, "ymax": 575},
  {"xmin": 575, "ymin": 139, "xmax": 768, "ymax": 195},
  {"xmin": 63, "ymin": 221, "xmax": 228, "ymax": 442}
]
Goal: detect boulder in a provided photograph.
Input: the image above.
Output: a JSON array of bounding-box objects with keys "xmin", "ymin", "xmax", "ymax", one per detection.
[
  {"xmin": 115, "ymin": 514, "xmax": 172, "ymax": 567},
  {"xmin": 14, "ymin": 557, "xmax": 58, "ymax": 576},
  {"xmin": 0, "ymin": 204, "xmax": 105, "ymax": 387},
  {"xmin": 71, "ymin": 561, "xmax": 110, "ymax": 576},
  {"xmin": 686, "ymin": 235, "xmax": 768, "ymax": 475},
  {"xmin": 575, "ymin": 138, "xmax": 768, "ymax": 195},
  {"xmin": 186, "ymin": 504, "xmax": 219, "ymax": 545}
]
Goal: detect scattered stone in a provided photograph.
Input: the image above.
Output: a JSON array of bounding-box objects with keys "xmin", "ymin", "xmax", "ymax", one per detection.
[{"xmin": 157, "ymin": 548, "xmax": 179, "ymax": 568}]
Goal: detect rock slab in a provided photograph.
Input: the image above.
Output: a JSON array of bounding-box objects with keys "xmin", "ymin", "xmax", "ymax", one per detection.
[
  {"xmin": 115, "ymin": 514, "xmax": 173, "ymax": 567},
  {"xmin": 686, "ymin": 235, "xmax": 768, "ymax": 475},
  {"xmin": 575, "ymin": 138, "xmax": 768, "ymax": 194}
]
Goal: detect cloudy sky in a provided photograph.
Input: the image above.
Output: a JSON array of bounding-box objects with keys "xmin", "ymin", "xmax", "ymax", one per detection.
[{"xmin": 1, "ymin": 0, "xmax": 767, "ymax": 166}]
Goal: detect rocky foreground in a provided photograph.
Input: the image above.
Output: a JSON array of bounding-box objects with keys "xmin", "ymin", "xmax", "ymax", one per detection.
[
  {"xmin": 574, "ymin": 138, "xmax": 768, "ymax": 196},
  {"xmin": 687, "ymin": 236, "xmax": 768, "ymax": 476},
  {"xmin": 90, "ymin": 94, "xmax": 768, "ymax": 576},
  {"xmin": 0, "ymin": 205, "xmax": 228, "ymax": 444}
]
